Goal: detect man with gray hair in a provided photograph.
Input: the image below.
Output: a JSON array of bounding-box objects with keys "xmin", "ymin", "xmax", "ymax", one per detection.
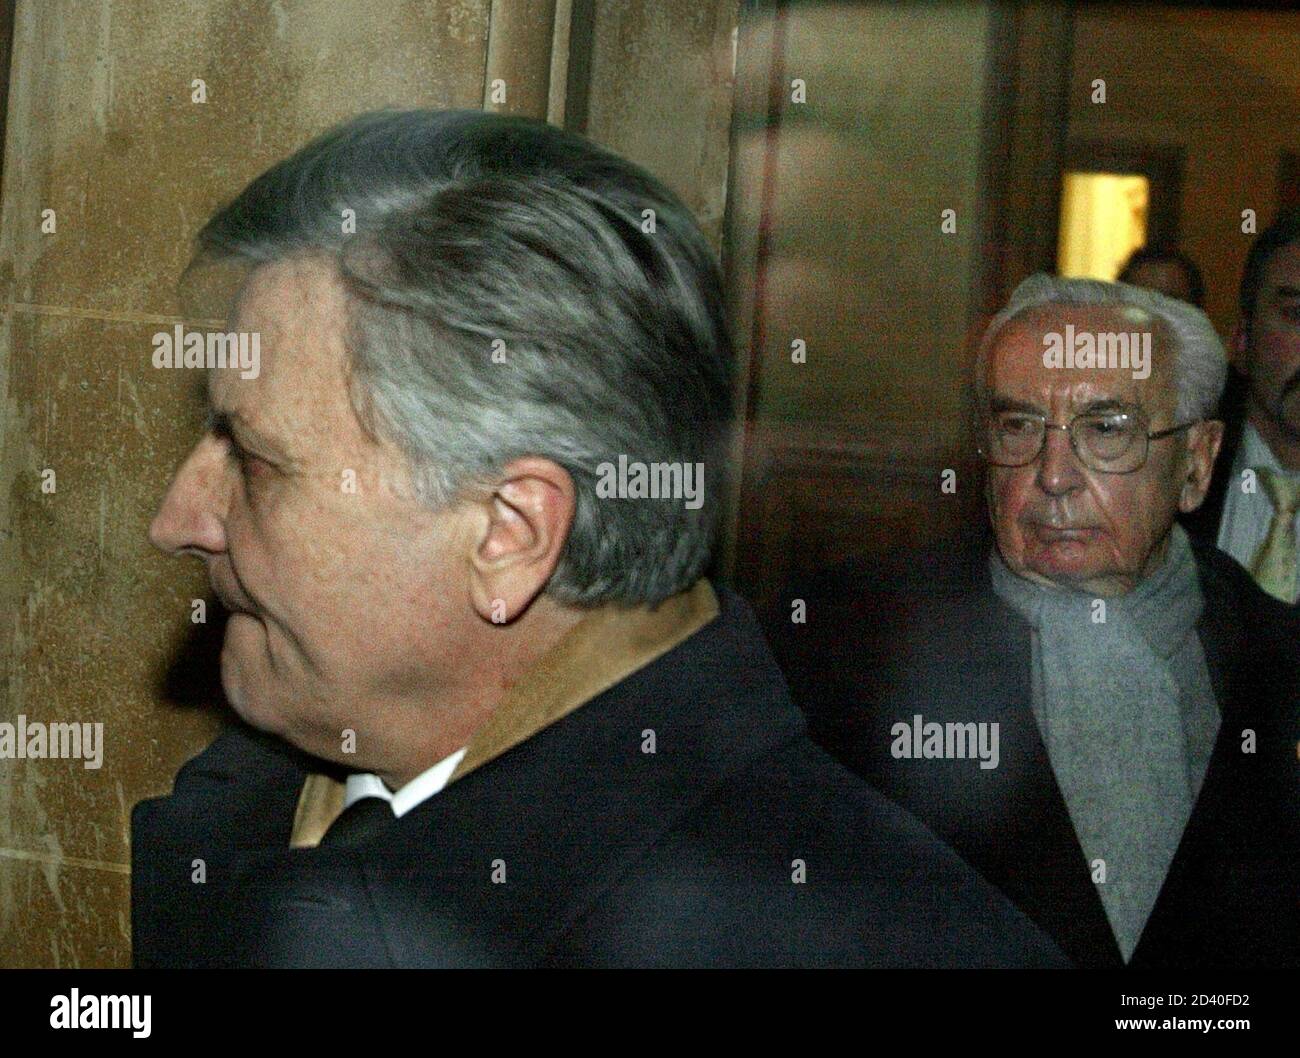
[
  {"xmin": 131, "ymin": 110, "xmax": 1066, "ymax": 968},
  {"xmin": 774, "ymin": 274, "xmax": 1299, "ymax": 968}
]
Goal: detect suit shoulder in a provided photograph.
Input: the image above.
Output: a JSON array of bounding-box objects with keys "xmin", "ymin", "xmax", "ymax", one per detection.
[
  {"xmin": 555, "ymin": 734, "xmax": 1069, "ymax": 968},
  {"xmin": 131, "ymin": 721, "xmax": 311, "ymax": 845}
]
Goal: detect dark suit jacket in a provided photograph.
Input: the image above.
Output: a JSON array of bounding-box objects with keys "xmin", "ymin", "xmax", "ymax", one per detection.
[
  {"xmin": 769, "ymin": 534, "xmax": 1300, "ymax": 968},
  {"xmin": 131, "ymin": 587, "xmax": 1067, "ymax": 968}
]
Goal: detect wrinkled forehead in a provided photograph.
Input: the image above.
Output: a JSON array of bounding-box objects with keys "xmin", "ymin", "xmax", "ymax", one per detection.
[
  {"xmin": 198, "ymin": 255, "xmax": 355, "ymax": 429},
  {"xmin": 227, "ymin": 254, "xmax": 344, "ymax": 331},
  {"xmin": 985, "ymin": 304, "xmax": 1175, "ymax": 413}
]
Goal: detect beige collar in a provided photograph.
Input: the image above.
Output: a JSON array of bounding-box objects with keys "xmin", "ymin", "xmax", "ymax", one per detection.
[{"xmin": 290, "ymin": 579, "xmax": 720, "ymax": 848}]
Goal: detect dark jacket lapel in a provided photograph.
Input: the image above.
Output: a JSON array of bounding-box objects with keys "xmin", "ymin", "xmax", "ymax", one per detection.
[
  {"xmin": 1132, "ymin": 544, "xmax": 1300, "ymax": 966},
  {"xmin": 359, "ymin": 587, "xmax": 808, "ymax": 966},
  {"xmin": 165, "ymin": 590, "xmax": 812, "ymax": 967},
  {"xmin": 952, "ymin": 578, "xmax": 1124, "ymax": 968},
  {"xmin": 797, "ymin": 538, "xmax": 1123, "ymax": 967}
]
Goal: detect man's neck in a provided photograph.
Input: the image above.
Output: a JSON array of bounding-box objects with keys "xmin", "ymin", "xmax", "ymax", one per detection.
[{"xmin": 372, "ymin": 603, "xmax": 586, "ymax": 790}]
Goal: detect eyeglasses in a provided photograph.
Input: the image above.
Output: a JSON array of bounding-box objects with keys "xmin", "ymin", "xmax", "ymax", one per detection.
[{"xmin": 979, "ymin": 405, "xmax": 1201, "ymax": 474}]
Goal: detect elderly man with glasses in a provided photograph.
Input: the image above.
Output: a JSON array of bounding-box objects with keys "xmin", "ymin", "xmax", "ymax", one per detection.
[{"xmin": 771, "ymin": 275, "xmax": 1300, "ymax": 969}]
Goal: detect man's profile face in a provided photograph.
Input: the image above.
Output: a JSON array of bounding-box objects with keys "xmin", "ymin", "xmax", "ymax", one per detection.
[
  {"xmin": 1243, "ymin": 240, "xmax": 1300, "ymax": 443},
  {"xmin": 149, "ymin": 256, "xmax": 469, "ymax": 767},
  {"xmin": 984, "ymin": 306, "xmax": 1217, "ymax": 596}
]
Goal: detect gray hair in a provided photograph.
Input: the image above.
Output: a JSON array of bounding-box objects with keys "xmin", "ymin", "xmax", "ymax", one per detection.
[
  {"xmin": 191, "ymin": 109, "xmax": 734, "ymax": 606},
  {"xmin": 974, "ymin": 273, "xmax": 1228, "ymax": 422}
]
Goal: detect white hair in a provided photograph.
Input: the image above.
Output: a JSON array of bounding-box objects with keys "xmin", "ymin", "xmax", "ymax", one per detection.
[
  {"xmin": 974, "ymin": 273, "xmax": 1228, "ymax": 421},
  {"xmin": 193, "ymin": 109, "xmax": 735, "ymax": 606}
]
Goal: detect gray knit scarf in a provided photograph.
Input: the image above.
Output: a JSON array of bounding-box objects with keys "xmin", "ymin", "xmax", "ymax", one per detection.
[{"xmin": 988, "ymin": 524, "xmax": 1219, "ymax": 961}]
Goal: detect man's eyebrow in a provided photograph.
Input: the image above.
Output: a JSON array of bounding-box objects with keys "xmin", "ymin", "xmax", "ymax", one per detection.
[
  {"xmin": 988, "ymin": 396, "xmax": 1043, "ymax": 414},
  {"xmin": 988, "ymin": 395, "xmax": 1137, "ymax": 416},
  {"xmin": 205, "ymin": 408, "xmax": 292, "ymax": 461},
  {"xmin": 1072, "ymin": 397, "xmax": 1134, "ymax": 414}
]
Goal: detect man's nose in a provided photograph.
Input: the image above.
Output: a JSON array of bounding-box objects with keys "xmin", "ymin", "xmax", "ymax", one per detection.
[
  {"xmin": 148, "ymin": 437, "xmax": 229, "ymax": 556},
  {"xmin": 1034, "ymin": 424, "xmax": 1086, "ymax": 496}
]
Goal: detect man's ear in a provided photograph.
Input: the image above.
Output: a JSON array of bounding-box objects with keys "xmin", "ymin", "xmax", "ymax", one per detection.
[
  {"xmin": 468, "ymin": 456, "xmax": 576, "ymax": 625},
  {"xmin": 1178, "ymin": 419, "xmax": 1225, "ymax": 514}
]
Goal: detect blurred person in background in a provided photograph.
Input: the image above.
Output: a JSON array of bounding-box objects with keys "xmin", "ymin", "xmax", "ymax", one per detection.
[
  {"xmin": 1118, "ymin": 245, "xmax": 1206, "ymax": 308},
  {"xmin": 1184, "ymin": 208, "xmax": 1300, "ymax": 605}
]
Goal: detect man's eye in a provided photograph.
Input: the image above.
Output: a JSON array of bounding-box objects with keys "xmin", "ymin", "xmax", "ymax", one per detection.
[
  {"xmin": 1084, "ymin": 415, "xmax": 1131, "ymax": 437},
  {"xmin": 228, "ymin": 443, "xmax": 268, "ymax": 478}
]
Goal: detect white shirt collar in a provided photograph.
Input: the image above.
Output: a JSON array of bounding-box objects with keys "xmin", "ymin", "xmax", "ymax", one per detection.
[{"xmin": 343, "ymin": 747, "xmax": 468, "ymax": 818}]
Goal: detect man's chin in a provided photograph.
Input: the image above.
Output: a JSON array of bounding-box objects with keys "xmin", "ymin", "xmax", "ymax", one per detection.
[
  {"xmin": 1015, "ymin": 533, "xmax": 1111, "ymax": 588},
  {"xmin": 219, "ymin": 627, "xmax": 281, "ymax": 735}
]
